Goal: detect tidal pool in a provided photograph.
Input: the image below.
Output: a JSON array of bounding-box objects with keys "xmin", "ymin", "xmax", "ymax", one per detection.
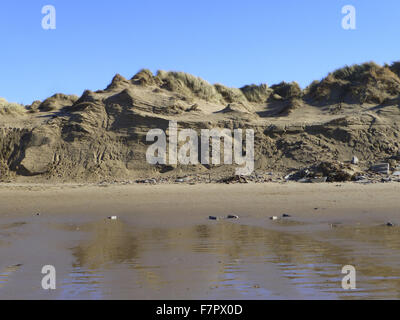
[{"xmin": 0, "ymin": 215, "xmax": 399, "ymax": 299}]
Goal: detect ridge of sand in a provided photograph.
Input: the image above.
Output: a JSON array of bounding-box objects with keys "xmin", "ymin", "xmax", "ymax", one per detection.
[{"xmin": 0, "ymin": 62, "xmax": 400, "ymax": 182}]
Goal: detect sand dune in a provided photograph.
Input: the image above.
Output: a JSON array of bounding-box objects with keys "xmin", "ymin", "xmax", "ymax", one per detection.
[{"xmin": 0, "ymin": 61, "xmax": 400, "ymax": 182}]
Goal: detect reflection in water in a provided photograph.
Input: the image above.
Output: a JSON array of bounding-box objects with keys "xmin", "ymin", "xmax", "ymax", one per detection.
[
  {"xmin": 320, "ymin": 224, "xmax": 400, "ymax": 299},
  {"xmin": 71, "ymin": 219, "xmax": 139, "ymax": 269},
  {"xmin": 58, "ymin": 219, "xmax": 400, "ymax": 299},
  {"xmin": 0, "ymin": 264, "xmax": 22, "ymax": 288},
  {"xmin": 0, "ymin": 222, "xmax": 27, "ymax": 230},
  {"xmin": 60, "ymin": 268, "xmax": 104, "ymax": 299}
]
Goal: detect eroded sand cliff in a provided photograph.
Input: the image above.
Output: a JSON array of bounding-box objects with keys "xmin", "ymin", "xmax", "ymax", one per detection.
[{"xmin": 1, "ymin": 62, "xmax": 400, "ymax": 182}]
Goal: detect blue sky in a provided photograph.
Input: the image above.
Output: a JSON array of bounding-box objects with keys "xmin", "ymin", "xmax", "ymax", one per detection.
[{"xmin": 1, "ymin": 0, "xmax": 399, "ymax": 104}]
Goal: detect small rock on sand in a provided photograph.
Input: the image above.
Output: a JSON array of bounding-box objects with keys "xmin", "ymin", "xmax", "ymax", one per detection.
[
  {"xmin": 108, "ymin": 216, "xmax": 118, "ymax": 220},
  {"xmin": 370, "ymin": 163, "xmax": 389, "ymax": 175},
  {"xmin": 282, "ymin": 214, "xmax": 291, "ymax": 218},
  {"xmin": 209, "ymin": 216, "xmax": 218, "ymax": 220},
  {"xmin": 310, "ymin": 177, "xmax": 327, "ymax": 183},
  {"xmin": 270, "ymin": 216, "xmax": 278, "ymax": 220},
  {"xmin": 226, "ymin": 214, "xmax": 239, "ymax": 219},
  {"xmin": 9, "ymin": 264, "xmax": 23, "ymax": 268}
]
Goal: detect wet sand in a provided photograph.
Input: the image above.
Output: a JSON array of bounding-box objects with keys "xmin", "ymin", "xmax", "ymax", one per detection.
[{"xmin": 0, "ymin": 182, "xmax": 400, "ymax": 299}]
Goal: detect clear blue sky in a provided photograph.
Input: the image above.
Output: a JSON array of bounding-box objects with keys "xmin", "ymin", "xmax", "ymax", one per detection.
[{"xmin": 1, "ymin": 0, "xmax": 399, "ymax": 104}]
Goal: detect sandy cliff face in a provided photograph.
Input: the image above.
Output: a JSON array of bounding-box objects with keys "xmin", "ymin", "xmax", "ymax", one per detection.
[{"xmin": 1, "ymin": 62, "xmax": 400, "ymax": 182}]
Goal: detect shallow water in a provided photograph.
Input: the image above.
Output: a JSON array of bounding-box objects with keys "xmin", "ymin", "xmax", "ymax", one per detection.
[{"xmin": 0, "ymin": 216, "xmax": 400, "ymax": 299}]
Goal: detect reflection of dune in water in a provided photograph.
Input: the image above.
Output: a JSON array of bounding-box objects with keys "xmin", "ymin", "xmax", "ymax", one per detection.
[
  {"xmin": 0, "ymin": 222, "xmax": 27, "ymax": 230},
  {"xmin": 0, "ymin": 221, "xmax": 28, "ymax": 248},
  {"xmin": 61, "ymin": 219, "xmax": 400, "ymax": 299},
  {"xmin": 70, "ymin": 219, "xmax": 139, "ymax": 269},
  {"xmin": 66, "ymin": 219, "xmax": 167, "ymax": 293},
  {"xmin": 59, "ymin": 267, "xmax": 104, "ymax": 299},
  {"xmin": 190, "ymin": 222, "xmax": 400, "ymax": 298},
  {"xmin": 0, "ymin": 264, "xmax": 22, "ymax": 288},
  {"xmin": 316, "ymin": 224, "xmax": 400, "ymax": 299}
]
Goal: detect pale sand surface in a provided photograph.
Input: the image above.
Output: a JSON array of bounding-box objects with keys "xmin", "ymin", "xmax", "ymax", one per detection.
[
  {"xmin": 1, "ymin": 182, "xmax": 400, "ymax": 222},
  {"xmin": 0, "ymin": 183, "xmax": 399, "ymax": 299}
]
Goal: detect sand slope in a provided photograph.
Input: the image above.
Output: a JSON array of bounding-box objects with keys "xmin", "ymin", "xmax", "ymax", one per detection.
[{"xmin": 0, "ymin": 62, "xmax": 400, "ymax": 182}]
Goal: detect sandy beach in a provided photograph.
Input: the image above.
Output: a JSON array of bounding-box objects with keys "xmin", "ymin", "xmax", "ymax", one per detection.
[
  {"xmin": 0, "ymin": 182, "xmax": 400, "ymax": 223},
  {"xmin": 0, "ymin": 182, "xmax": 400, "ymax": 299},
  {"xmin": 2, "ymin": 0, "xmax": 400, "ymax": 306}
]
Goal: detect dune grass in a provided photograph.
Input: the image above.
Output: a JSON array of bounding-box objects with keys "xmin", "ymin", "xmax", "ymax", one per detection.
[
  {"xmin": 390, "ymin": 61, "xmax": 400, "ymax": 78},
  {"xmin": 155, "ymin": 70, "xmax": 274, "ymax": 104},
  {"xmin": 214, "ymin": 84, "xmax": 248, "ymax": 104},
  {"xmin": 240, "ymin": 84, "xmax": 272, "ymax": 103},
  {"xmin": 270, "ymin": 82, "xmax": 302, "ymax": 100},
  {"xmin": 156, "ymin": 70, "xmax": 223, "ymax": 102},
  {"xmin": 0, "ymin": 98, "xmax": 26, "ymax": 115},
  {"xmin": 307, "ymin": 62, "xmax": 400, "ymax": 104}
]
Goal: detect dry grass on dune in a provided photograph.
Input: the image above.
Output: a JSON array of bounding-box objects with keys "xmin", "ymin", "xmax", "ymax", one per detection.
[
  {"xmin": 0, "ymin": 98, "xmax": 26, "ymax": 115},
  {"xmin": 156, "ymin": 70, "xmax": 223, "ymax": 102},
  {"xmin": 214, "ymin": 83, "xmax": 248, "ymax": 104},
  {"xmin": 240, "ymin": 84, "xmax": 272, "ymax": 103},
  {"xmin": 306, "ymin": 62, "xmax": 400, "ymax": 105},
  {"xmin": 131, "ymin": 69, "xmax": 161, "ymax": 86},
  {"xmin": 131, "ymin": 69, "xmax": 274, "ymax": 105},
  {"xmin": 330, "ymin": 62, "xmax": 398, "ymax": 83},
  {"xmin": 390, "ymin": 61, "xmax": 400, "ymax": 78},
  {"xmin": 38, "ymin": 93, "xmax": 79, "ymax": 112},
  {"xmin": 106, "ymin": 74, "xmax": 130, "ymax": 91},
  {"xmin": 127, "ymin": 61, "xmax": 400, "ymax": 107},
  {"xmin": 270, "ymin": 81, "xmax": 302, "ymax": 100},
  {"xmin": 46, "ymin": 60, "xmax": 400, "ymax": 118}
]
